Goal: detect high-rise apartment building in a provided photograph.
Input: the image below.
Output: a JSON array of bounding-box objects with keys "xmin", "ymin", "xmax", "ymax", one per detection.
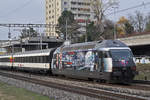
[{"xmin": 46, "ymin": 0, "xmax": 95, "ymax": 37}]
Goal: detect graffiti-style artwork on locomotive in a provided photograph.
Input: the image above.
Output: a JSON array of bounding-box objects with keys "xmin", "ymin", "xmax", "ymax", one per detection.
[{"xmin": 53, "ymin": 50, "xmax": 99, "ymax": 71}]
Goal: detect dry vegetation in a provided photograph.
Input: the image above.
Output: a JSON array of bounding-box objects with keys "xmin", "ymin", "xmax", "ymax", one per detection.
[{"xmin": 134, "ymin": 64, "xmax": 150, "ymax": 80}]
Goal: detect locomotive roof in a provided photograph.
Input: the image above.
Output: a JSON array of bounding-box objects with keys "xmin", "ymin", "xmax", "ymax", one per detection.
[{"xmin": 61, "ymin": 40, "xmax": 128, "ymax": 52}]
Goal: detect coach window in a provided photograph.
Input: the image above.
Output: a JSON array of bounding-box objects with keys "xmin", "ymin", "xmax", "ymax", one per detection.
[
  {"xmin": 39, "ymin": 56, "xmax": 42, "ymax": 63},
  {"xmin": 46, "ymin": 56, "xmax": 49, "ymax": 63},
  {"xmin": 31, "ymin": 57, "xmax": 33, "ymax": 63},
  {"xmin": 21, "ymin": 57, "xmax": 23, "ymax": 62},
  {"xmin": 25, "ymin": 57, "xmax": 27, "ymax": 62},
  {"xmin": 34, "ymin": 56, "xmax": 37, "ymax": 63},
  {"xmin": 42, "ymin": 56, "xmax": 44, "ymax": 63},
  {"xmin": 19, "ymin": 57, "xmax": 21, "ymax": 62},
  {"xmin": 38, "ymin": 56, "xmax": 40, "ymax": 63},
  {"xmin": 36, "ymin": 56, "xmax": 38, "ymax": 63},
  {"xmin": 26, "ymin": 57, "xmax": 28, "ymax": 63},
  {"xmin": 16, "ymin": 57, "xmax": 18, "ymax": 62},
  {"xmin": 32, "ymin": 57, "xmax": 34, "ymax": 63},
  {"xmin": 18, "ymin": 57, "xmax": 19, "ymax": 62},
  {"xmin": 1, "ymin": 58, "xmax": 3, "ymax": 62},
  {"xmin": 29, "ymin": 57, "xmax": 31, "ymax": 63},
  {"xmin": 39, "ymin": 56, "xmax": 41, "ymax": 63},
  {"xmin": 0, "ymin": 58, "xmax": 2, "ymax": 62},
  {"xmin": 42, "ymin": 56, "xmax": 45, "ymax": 63},
  {"xmin": 25, "ymin": 57, "xmax": 27, "ymax": 63},
  {"xmin": 43, "ymin": 56, "xmax": 46, "ymax": 63},
  {"xmin": 43, "ymin": 56, "xmax": 45, "ymax": 63},
  {"xmin": 17, "ymin": 57, "xmax": 19, "ymax": 62},
  {"xmin": 17, "ymin": 57, "xmax": 18, "ymax": 62},
  {"xmin": 24, "ymin": 57, "xmax": 26, "ymax": 63},
  {"xmin": 30, "ymin": 57, "xmax": 32, "ymax": 63}
]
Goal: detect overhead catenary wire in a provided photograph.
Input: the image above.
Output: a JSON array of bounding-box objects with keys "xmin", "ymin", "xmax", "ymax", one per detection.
[
  {"xmin": 107, "ymin": 1, "xmax": 150, "ymax": 16},
  {"xmin": 0, "ymin": 0, "xmax": 32, "ymax": 18}
]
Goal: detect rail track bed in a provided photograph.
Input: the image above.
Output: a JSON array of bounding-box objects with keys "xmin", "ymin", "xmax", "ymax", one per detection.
[{"xmin": 0, "ymin": 70, "xmax": 149, "ymax": 100}]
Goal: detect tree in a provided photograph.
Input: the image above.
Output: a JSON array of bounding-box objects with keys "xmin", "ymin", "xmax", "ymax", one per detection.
[
  {"xmin": 124, "ymin": 22, "xmax": 134, "ymax": 34},
  {"xmin": 102, "ymin": 19, "xmax": 114, "ymax": 39},
  {"xmin": 90, "ymin": 0, "xmax": 118, "ymax": 37},
  {"xmin": 20, "ymin": 27, "xmax": 39, "ymax": 39},
  {"xmin": 117, "ymin": 16, "xmax": 134, "ymax": 36},
  {"xmin": 81, "ymin": 19, "xmax": 114, "ymax": 42},
  {"xmin": 145, "ymin": 13, "xmax": 150, "ymax": 31},
  {"xmin": 86, "ymin": 22, "xmax": 99, "ymax": 41},
  {"xmin": 128, "ymin": 11, "xmax": 146, "ymax": 33},
  {"xmin": 57, "ymin": 11, "xmax": 80, "ymax": 42}
]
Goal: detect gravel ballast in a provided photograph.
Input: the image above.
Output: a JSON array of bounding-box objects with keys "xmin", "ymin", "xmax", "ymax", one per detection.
[{"xmin": 0, "ymin": 75, "xmax": 100, "ymax": 100}]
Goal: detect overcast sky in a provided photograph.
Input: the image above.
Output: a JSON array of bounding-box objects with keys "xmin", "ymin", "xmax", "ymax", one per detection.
[{"xmin": 0, "ymin": 0, "xmax": 150, "ymax": 40}]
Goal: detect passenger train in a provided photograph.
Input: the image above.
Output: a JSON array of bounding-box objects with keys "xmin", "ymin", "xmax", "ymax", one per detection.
[{"xmin": 0, "ymin": 40, "xmax": 137, "ymax": 83}]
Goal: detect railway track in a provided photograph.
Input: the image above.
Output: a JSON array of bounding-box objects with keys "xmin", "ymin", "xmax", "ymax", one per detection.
[
  {"xmin": 134, "ymin": 80, "xmax": 150, "ymax": 85},
  {"xmin": 1, "ymin": 69, "xmax": 150, "ymax": 91},
  {"xmin": 0, "ymin": 70, "xmax": 148, "ymax": 100}
]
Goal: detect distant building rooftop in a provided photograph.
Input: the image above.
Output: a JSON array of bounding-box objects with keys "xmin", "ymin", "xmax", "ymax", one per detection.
[{"xmin": 0, "ymin": 36, "xmax": 63, "ymax": 53}]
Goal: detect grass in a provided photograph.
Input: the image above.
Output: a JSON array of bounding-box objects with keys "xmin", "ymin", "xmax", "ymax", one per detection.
[
  {"xmin": 134, "ymin": 64, "xmax": 150, "ymax": 80},
  {"xmin": 0, "ymin": 82, "xmax": 51, "ymax": 100}
]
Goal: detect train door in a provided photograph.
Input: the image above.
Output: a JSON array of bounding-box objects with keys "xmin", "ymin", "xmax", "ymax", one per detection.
[
  {"xmin": 98, "ymin": 50, "xmax": 112, "ymax": 80},
  {"xmin": 98, "ymin": 51, "xmax": 112, "ymax": 72}
]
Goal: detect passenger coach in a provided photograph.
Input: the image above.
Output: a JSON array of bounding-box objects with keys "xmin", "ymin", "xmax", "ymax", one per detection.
[{"xmin": 0, "ymin": 49, "xmax": 55, "ymax": 72}]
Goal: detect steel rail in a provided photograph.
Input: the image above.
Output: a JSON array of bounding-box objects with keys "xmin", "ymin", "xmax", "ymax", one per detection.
[{"xmin": 0, "ymin": 71, "xmax": 146, "ymax": 100}]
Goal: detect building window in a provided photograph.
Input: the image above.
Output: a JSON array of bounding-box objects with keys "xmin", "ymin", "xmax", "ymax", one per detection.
[
  {"xmin": 64, "ymin": 8, "xmax": 67, "ymax": 11},
  {"xmin": 64, "ymin": 2, "xmax": 67, "ymax": 5},
  {"xmin": 57, "ymin": 2, "xmax": 59, "ymax": 6},
  {"xmin": 71, "ymin": 2, "xmax": 76, "ymax": 5},
  {"xmin": 71, "ymin": 8, "xmax": 77, "ymax": 11}
]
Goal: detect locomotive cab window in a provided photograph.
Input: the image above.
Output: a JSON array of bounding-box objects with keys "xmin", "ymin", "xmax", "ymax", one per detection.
[{"xmin": 110, "ymin": 49, "xmax": 133, "ymax": 61}]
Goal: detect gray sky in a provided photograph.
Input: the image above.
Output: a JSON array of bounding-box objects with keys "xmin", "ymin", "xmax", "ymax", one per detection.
[
  {"xmin": 0, "ymin": 0, "xmax": 45, "ymax": 40},
  {"xmin": 0, "ymin": 0, "xmax": 150, "ymax": 40}
]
